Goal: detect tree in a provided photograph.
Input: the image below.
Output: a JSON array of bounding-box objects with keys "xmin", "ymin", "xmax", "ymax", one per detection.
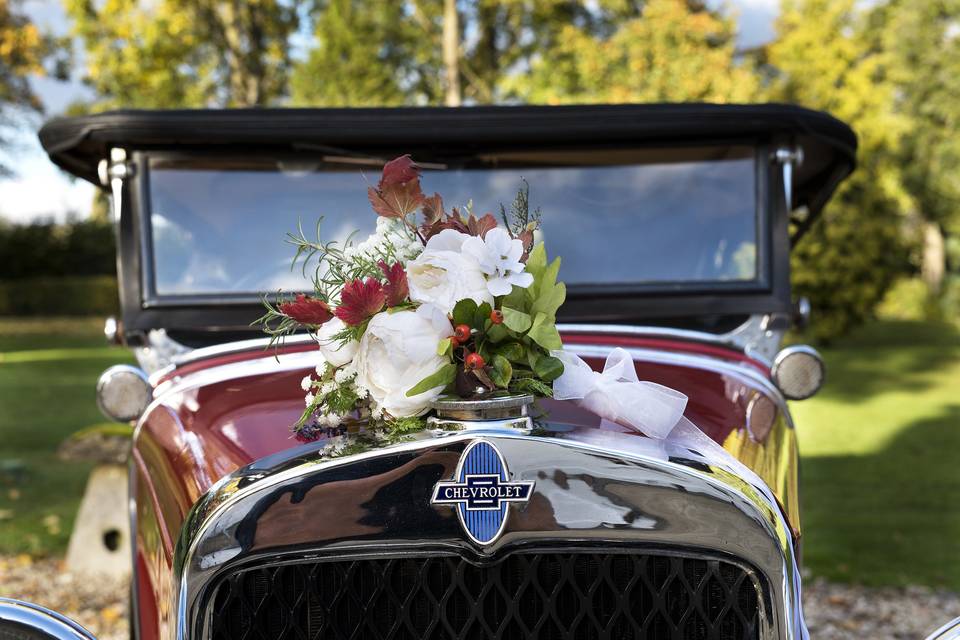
[
  {"xmin": 291, "ymin": 0, "xmax": 751, "ymax": 107},
  {"xmin": 0, "ymin": 0, "xmax": 49, "ymax": 174},
  {"xmin": 290, "ymin": 0, "xmax": 425, "ymax": 107},
  {"xmin": 511, "ymin": 0, "xmax": 758, "ymax": 104},
  {"xmin": 767, "ymin": 0, "xmax": 914, "ymax": 340},
  {"xmin": 65, "ymin": 0, "xmax": 298, "ymax": 109},
  {"xmin": 880, "ymin": 0, "xmax": 960, "ymax": 294}
]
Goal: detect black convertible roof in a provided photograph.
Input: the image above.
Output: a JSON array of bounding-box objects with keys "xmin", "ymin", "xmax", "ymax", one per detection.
[{"xmin": 39, "ymin": 103, "xmax": 856, "ymax": 216}]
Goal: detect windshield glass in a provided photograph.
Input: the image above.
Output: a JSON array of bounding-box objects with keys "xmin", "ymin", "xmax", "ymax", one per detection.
[{"xmin": 145, "ymin": 147, "xmax": 760, "ymax": 299}]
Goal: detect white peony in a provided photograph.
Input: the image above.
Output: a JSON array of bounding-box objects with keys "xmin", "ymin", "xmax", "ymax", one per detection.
[
  {"xmin": 314, "ymin": 317, "xmax": 359, "ymax": 367},
  {"xmin": 461, "ymin": 227, "xmax": 534, "ymax": 296},
  {"xmin": 406, "ymin": 229, "xmax": 493, "ymax": 313},
  {"xmin": 353, "ymin": 304, "xmax": 454, "ymax": 417}
]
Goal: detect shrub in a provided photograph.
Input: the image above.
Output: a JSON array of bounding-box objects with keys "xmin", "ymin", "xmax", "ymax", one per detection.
[{"xmin": 0, "ymin": 276, "xmax": 119, "ymax": 316}]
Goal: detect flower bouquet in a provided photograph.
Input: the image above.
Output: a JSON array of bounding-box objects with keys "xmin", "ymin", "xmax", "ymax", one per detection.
[{"xmin": 259, "ymin": 155, "xmax": 567, "ymax": 442}]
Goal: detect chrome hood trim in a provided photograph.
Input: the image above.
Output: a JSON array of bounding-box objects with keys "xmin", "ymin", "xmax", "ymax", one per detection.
[
  {"xmin": 171, "ymin": 425, "xmax": 806, "ymax": 640},
  {"xmin": 144, "ymin": 316, "xmax": 782, "ymax": 378}
]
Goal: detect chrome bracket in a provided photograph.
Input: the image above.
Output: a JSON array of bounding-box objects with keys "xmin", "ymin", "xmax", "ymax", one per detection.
[
  {"xmin": 97, "ymin": 148, "xmax": 136, "ymax": 222},
  {"xmin": 772, "ymin": 146, "xmax": 804, "ymax": 213}
]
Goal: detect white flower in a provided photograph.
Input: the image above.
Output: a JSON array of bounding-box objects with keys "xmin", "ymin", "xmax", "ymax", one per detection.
[
  {"xmin": 407, "ymin": 229, "xmax": 493, "ymax": 313},
  {"xmin": 314, "ymin": 317, "xmax": 359, "ymax": 367},
  {"xmin": 346, "ymin": 217, "xmax": 421, "ymax": 264},
  {"xmin": 462, "ymin": 227, "xmax": 534, "ymax": 296},
  {"xmin": 300, "ymin": 375, "xmax": 313, "ymax": 391},
  {"xmin": 320, "ymin": 381, "xmax": 336, "ymax": 395},
  {"xmin": 334, "ymin": 367, "xmax": 354, "ymax": 384},
  {"xmin": 304, "ymin": 392, "xmax": 315, "ymax": 407},
  {"xmin": 352, "ymin": 304, "xmax": 454, "ymax": 417}
]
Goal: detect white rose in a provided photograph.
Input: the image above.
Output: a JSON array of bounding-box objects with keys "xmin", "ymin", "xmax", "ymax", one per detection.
[
  {"xmin": 314, "ymin": 317, "xmax": 359, "ymax": 367},
  {"xmin": 353, "ymin": 305, "xmax": 454, "ymax": 417},
  {"xmin": 407, "ymin": 229, "xmax": 493, "ymax": 314}
]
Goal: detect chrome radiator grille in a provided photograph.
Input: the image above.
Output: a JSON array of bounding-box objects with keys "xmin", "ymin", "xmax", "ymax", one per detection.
[{"xmin": 207, "ymin": 551, "xmax": 764, "ymax": 640}]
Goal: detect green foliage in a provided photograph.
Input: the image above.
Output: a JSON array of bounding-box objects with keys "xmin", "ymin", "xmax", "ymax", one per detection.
[
  {"xmin": 0, "ymin": 276, "xmax": 119, "ymax": 316},
  {"xmin": 65, "ymin": 0, "xmax": 298, "ymax": 110},
  {"xmin": 769, "ymin": 0, "xmax": 914, "ymax": 341},
  {"xmin": 0, "ymin": 220, "xmax": 115, "ymax": 279},
  {"xmin": 0, "ymin": 318, "xmax": 133, "ymax": 555},
  {"xmin": 406, "ymin": 363, "xmax": 457, "ymax": 397},
  {"xmin": 0, "ymin": 0, "xmax": 65, "ymax": 175},
  {"xmin": 509, "ymin": 0, "xmax": 758, "ymax": 104}
]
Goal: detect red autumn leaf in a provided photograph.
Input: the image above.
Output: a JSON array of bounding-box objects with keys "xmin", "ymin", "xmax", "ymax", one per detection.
[
  {"xmin": 467, "ymin": 213, "xmax": 498, "ymax": 238},
  {"xmin": 378, "ymin": 260, "xmax": 409, "ymax": 307},
  {"xmin": 335, "ymin": 278, "xmax": 386, "ymax": 326},
  {"xmin": 421, "ymin": 192, "xmax": 444, "ymax": 227},
  {"xmin": 279, "ymin": 294, "xmax": 333, "ymax": 326},
  {"xmin": 379, "ymin": 154, "xmax": 420, "ymax": 188},
  {"xmin": 518, "ymin": 228, "xmax": 535, "ymax": 262},
  {"xmin": 368, "ymin": 155, "xmax": 426, "ymax": 218},
  {"xmin": 423, "ymin": 207, "xmax": 498, "ymax": 241}
]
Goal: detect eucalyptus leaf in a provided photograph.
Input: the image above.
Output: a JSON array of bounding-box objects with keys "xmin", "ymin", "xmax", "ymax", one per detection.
[
  {"xmin": 406, "ymin": 363, "xmax": 457, "ymax": 397},
  {"xmin": 474, "ymin": 302, "xmax": 493, "ymax": 328}
]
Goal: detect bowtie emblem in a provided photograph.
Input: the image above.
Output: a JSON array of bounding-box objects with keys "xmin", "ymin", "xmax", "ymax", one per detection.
[{"xmin": 431, "ymin": 440, "xmax": 534, "ymax": 545}]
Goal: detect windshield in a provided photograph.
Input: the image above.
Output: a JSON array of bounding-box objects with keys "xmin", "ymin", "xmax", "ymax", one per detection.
[{"xmin": 145, "ymin": 147, "xmax": 760, "ymax": 299}]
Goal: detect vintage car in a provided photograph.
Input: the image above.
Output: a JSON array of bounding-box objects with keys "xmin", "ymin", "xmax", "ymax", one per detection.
[{"xmin": 0, "ymin": 104, "xmax": 871, "ymax": 640}]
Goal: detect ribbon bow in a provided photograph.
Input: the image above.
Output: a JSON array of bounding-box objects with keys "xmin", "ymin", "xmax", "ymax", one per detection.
[{"xmin": 551, "ymin": 348, "xmax": 688, "ymax": 439}]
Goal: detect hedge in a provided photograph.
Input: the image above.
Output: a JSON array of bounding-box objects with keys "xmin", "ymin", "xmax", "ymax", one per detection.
[{"xmin": 0, "ymin": 276, "xmax": 119, "ymax": 316}]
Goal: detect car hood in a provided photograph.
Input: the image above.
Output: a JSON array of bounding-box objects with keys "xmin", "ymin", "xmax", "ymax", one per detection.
[{"xmin": 132, "ymin": 337, "xmax": 798, "ymax": 545}]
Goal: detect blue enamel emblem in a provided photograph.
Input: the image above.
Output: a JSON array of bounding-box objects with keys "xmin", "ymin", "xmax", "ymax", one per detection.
[{"xmin": 431, "ymin": 440, "xmax": 534, "ymax": 545}]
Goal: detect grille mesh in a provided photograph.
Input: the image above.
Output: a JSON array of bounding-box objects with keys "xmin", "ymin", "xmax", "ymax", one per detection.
[{"xmin": 208, "ymin": 552, "xmax": 762, "ymax": 640}]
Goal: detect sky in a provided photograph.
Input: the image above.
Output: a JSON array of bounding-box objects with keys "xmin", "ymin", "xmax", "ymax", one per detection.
[{"xmin": 0, "ymin": 0, "xmax": 779, "ymax": 224}]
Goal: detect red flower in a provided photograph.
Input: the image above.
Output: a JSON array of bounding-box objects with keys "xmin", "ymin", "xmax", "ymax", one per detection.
[
  {"xmin": 335, "ymin": 278, "xmax": 386, "ymax": 326},
  {"xmin": 368, "ymin": 155, "xmax": 425, "ymax": 218},
  {"xmin": 279, "ymin": 294, "xmax": 333, "ymax": 326},
  {"xmin": 378, "ymin": 260, "xmax": 409, "ymax": 307}
]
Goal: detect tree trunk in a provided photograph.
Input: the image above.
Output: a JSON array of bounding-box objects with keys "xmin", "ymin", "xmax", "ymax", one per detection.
[
  {"xmin": 921, "ymin": 221, "xmax": 946, "ymax": 295},
  {"xmin": 442, "ymin": 0, "xmax": 461, "ymax": 106}
]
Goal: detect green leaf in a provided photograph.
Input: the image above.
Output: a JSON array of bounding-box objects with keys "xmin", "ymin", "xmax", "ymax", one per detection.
[
  {"xmin": 532, "ymin": 280, "xmax": 566, "ymax": 319},
  {"xmin": 528, "ymin": 312, "xmax": 563, "ymax": 351},
  {"xmin": 452, "ymin": 299, "xmax": 478, "ymax": 327},
  {"xmin": 502, "ymin": 285, "xmax": 529, "ymax": 313},
  {"xmin": 525, "ymin": 242, "xmax": 548, "ymax": 281},
  {"xmin": 489, "ymin": 354, "xmax": 513, "ymax": 388},
  {"xmin": 437, "ymin": 337, "xmax": 453, "ymax": 356},
  {"xmin": 501, "ymin": 306, "xmax": 532, "ymax": 333},
  {"xmin": 474, "ymin": 302, "xmax": 492, "ymax": 328},
  {"xmin": 485, "ymin": 323, "xmax": 509, "ymax": 343},
  {"xmin": 494, "ymin": 341, "xmax": 525, "ymax": 363},
  {"xmin": 533, "ymin": 355, "xmax": 564, "ymax": 382},
  {"xmin": 406, "ymin": 363, "xmax": 457, "ymax": 397}
]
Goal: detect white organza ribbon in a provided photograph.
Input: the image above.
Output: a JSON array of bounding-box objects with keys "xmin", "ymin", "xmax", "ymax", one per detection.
[{"xmin": 551, "ymin": 347, "xmax": 688, "ymax": 438}]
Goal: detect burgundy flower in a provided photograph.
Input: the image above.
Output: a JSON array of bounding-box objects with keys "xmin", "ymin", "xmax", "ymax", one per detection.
[
  {"xmin": 278, "ymin": 294, "xmax": 333, "ymax": 326},
  {"xmin": 368, "ymin": 155, "xmax": 425, "ymax": 218},
  {"xmin": 379, "ymin": 261, "xmax": 409, "ymax": 307},
  {"xmin": 335, "ymin": 278, "xmax": 386, "ymax": 326}
]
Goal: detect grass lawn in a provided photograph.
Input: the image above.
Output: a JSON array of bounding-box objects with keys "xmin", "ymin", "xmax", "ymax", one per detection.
[
  {"xmin": 0, "ymin": 317, "xmax": 132, "ymax": 555},
  {"xmin": 794, "ymin": 319, "xmax": 960, "ymax": 590},
  {"xmin": 0, "ymin": 316, "xmax": 958, "ymax": 592}
]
